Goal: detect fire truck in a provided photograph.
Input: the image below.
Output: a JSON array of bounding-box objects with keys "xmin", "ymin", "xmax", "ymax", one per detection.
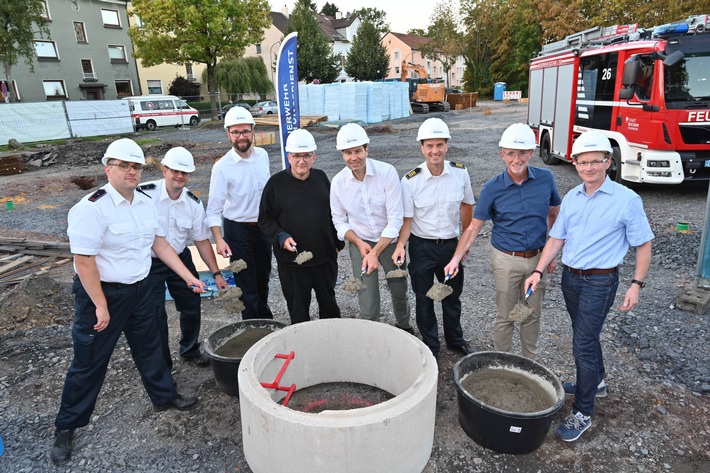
[{"xmin": 527, "ymin": 16, "xmax": 710, "ymax": 184}]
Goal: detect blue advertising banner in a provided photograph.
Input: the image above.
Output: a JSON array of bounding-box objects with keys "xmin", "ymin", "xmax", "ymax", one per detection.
[{"xmin": 276, "ymin": 32, "xmax": 300, "ymax": 169}]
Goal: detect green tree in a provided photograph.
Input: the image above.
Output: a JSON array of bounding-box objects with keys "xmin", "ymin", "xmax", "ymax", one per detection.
[
  {"xmin": 407, "ymin": 28, "xmax": 427, "ymax": 36},
  {"xmin": 345, "ymin": 20, "xmax": 390, "ymax": 81},
  {"xmin": 0, "ymin": 0, "xmax": 50, "ymax": 102},
  {"xmin": 285, "ymin": 0, "xmax": 341, "ymax": 84},
  {"xmin": 352, "ymin": 7, "xmax": 390, "ymax": 35},
  {"xmin": 169, "ymin": 76, "xmax": 201, "ymax": 97},
  {"xmin": 321, "ymin": 2, "xmax": 339, "ymax": 17},
  {"xmin": 129, "ymin": 0, "xmax": 271, "ymax": 118},
  {"xmin": 210, "ymin": 56, "xmax": 272, "ymax": 99},
  {"xmin": 420, "ymin": 0, "xmax": 463, "ymax": 87}
]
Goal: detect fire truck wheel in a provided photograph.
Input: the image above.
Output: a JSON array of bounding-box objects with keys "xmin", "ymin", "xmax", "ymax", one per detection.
[
  {"xmin": 146, "ymin": 120, "xmax": 157, "ymax": 132},
  {"xmin": 609, "ymin": 146, "xmax": 622, "ymax": 183},
  {"xmin": 540, "ymin": 133, "xmax": 559, "ymax": 165},
  {"xmin": 189, "ymin": 116, "xmax": 199, "ymax": 126}
]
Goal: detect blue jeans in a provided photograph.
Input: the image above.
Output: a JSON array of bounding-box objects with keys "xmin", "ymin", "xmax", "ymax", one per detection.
[{"xmin": 561, "ymin": 268, "xmax": 619, "ymax": 416}]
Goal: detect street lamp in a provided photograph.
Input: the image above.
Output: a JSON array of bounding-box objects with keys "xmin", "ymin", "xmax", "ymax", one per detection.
[{"xmin": 269, "ymin": 40, "xmax": 282, "ymax": 94}]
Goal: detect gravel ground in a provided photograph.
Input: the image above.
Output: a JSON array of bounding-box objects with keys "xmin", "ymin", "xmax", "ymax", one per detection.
[{"xmin": 1, "ymin": 101, "xmax": 709, "ymax": 472}]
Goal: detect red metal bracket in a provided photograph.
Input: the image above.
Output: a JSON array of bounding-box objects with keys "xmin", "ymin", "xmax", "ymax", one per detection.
[{"xmin": 260, "ymin": 351, "xmax": 296, "ymax": 406}]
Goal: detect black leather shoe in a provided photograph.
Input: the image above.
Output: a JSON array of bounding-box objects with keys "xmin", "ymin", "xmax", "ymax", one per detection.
[
  {"xmin": 395, "ymin": 324, "xmax": 416, "ymax": 335},
  {"xmin": 447, "ymin": 342, "xmax": 474, "ymax": 356},
  {"xmin": 180, "ymin": 352, "xmax": 210, "ymax": 367},
  {"xmin": 155, "ymin": 394, "xmax": 199, "ymax": 412},
  {"xmin": 50, "ymin": 429, "xmax": 74, "ymax": 465}
]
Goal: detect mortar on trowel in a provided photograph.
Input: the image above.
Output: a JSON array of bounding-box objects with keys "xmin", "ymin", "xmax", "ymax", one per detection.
[
  {"xmin": 508, "ymin": 286, "xmax": 534, "ymax": 322},
  {"xmin": 427, "ymin": 274, "xmax": 454, "ymax": 301}
]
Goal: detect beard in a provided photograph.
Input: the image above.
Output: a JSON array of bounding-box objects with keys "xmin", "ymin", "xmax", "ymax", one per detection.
[{"xmin": 233, "ymin": 138, "xmax": 252, "ymax": 154}]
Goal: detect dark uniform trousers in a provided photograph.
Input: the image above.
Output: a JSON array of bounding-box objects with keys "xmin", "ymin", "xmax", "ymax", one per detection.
[
  {"xmin": 55, "ymin": 278, "xmax": 176, "ymax": 431},
  {"xmin": 223, "ymin": 219, "xmax": 273, "ymax": 320},
  {"xmin": 148, "ymin": 247, "xmax": 201, "ymax": 370},
  {"xmin": 408, "ymin": 235, "xmax": 466, "ymax": 356},
  {"xmin": 277, "ymin": 257, "xmax": 341, "ymax": 324}
]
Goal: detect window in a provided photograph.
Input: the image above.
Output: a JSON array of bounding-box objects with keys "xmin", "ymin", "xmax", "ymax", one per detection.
[
  {"xmin": 255, "ymin": 44, "xmax": 262, "ymax": 54},
  {"xmin": 40, "ymin": 0, "xmax": 51, "ymax": 20},
  {"xmin": 394, "ymin": 51, "xmax": 400, "ymax": 60},
  {"xmin": 1, "ymin": 80, "xmax": 20, "ymax": 101},
  {"xmin": 147, "ymin": 80, "xmax": 162, "ymax": 94},
  {"xmin": 186, "ymin": 63, "xmax": 194, "ymax": 80},
  {"xmin": 395, "ymin": 66, "xmax": 400, "ymax": 74},
  {"xmin": 81, "ymin": 59, "xmax": 96, "ymax": 80},
  {"xmin": 101, "ymin": 9, "xmax": 121, "ymax": 28},
  {"xmin": 43, "ymin": 80, "xmax": 67, "ymax": 100},
  {"xmin": 108, "ymin": 45, "xmax": 127, "ymax": 63},
  {"xmin": 115, "ymin": 80, "xmax": 133, "ymax": 98},
  {"xmin": 140, "ymin": 99, "xmax": 175, "ymax": 110},
  {"xmin": 74, "ymin": 22, "xmax": 87, "ymax": 43},
  {"xmin": 34, "ymin": 41, "xmax": 59, "ymax": 60}
]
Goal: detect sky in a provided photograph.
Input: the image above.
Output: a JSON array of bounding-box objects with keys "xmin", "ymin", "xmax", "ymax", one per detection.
[{"xmin": 268, "ymin": 1, "xmax": 436, "ymax": 34}]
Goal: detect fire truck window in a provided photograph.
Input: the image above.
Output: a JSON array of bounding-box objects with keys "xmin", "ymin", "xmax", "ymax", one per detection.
[{"xmin": 635, "ymin": 59, "xmax": 654, "ymax": 101}]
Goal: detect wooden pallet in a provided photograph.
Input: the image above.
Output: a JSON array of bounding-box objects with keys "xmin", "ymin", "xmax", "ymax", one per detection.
[
  {"xmin": 253, "ymin": 115, "xmax": 328, "ymax": 127},
  {"xmin": 0, "ymin": 237, "xmax": 72, "ymax": 285}
]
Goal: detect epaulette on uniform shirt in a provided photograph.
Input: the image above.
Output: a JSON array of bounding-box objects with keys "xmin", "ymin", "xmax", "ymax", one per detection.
[
  {"xmin": 88, "ymin": 189, "xmax": 106, "ymax": 202},
  {"xmin": 136, "ymin": 188, "xmax": 152, "ymax": 198},
  {"xmin": 137, "ymin": 183, "xmax": 156, "ymax": 191},
  {"xmin": 405, "ymin": 167, "xmax": 422, "ymax": 179},
  {"xmin": 186, "ymin": 190, "xmax": 201, "ymax": 204},
  {"xmin": 449, "ymin": 161, "xmax": 466, "ymax": 169}
]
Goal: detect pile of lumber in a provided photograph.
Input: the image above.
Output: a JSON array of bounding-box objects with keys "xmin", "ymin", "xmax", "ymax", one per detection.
[
  {"xmin": 253, "ymin": 115, "xmax": 328, "ymax": 127},
  {"xmin": 0, "ymin": 237, "xmax": 72, "ymax": 285}
]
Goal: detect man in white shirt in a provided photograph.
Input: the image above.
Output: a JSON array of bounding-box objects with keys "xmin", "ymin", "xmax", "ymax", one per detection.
[
  {"xmin": 140, "ymin": 147, "xmax": 228, "ymax": 369},
  {"xmin": 205, "ymin": 107, "xmax": 273, "ymax": 319},
  {"xmin": 330, "ymin": 124, "xmax": 412, "ymax": 333}
]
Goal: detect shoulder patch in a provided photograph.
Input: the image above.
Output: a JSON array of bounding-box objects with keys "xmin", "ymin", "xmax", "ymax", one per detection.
[
  {"xmin": 186, "ymin": 190, "xmax": 201, "ymax": 203},
  {"xmin": 405, "ymin": 167, "xmax": 422, "ymax": 180},
  {"xmin": 136, "ymin": 188, "xmax": 152, "ymax": 198},
  {"xmin": 137, "ymin": 183, "xmax": 156, "ymax": 191},
  {"xmin": 88, "ymin": 189, "xmax": 106, "ymax": 202},
  {"xmin": 449, "ymin": 161, "xmax": 466, "ymax": 169}
]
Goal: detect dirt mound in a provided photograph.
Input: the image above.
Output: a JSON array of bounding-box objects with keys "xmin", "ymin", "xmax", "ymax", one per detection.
[{"xmin": 0, "ymin": 275, "xmax": 73, "ymax": 335}]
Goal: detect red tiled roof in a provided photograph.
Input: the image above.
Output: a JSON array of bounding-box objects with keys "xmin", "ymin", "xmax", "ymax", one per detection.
[{"xmin": 390, "ymin": 32, "xmax": 430, "ymax": 50}]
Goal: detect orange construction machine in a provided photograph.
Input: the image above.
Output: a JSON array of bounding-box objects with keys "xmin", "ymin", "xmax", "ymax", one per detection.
[{"xmin": 401, "ymin": 61, "xmax": 450, "ymax": 113}]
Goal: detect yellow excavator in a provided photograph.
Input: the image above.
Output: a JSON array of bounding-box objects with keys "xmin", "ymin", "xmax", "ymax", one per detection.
[{"xmin": 400, "ymin": 61, "xmax": 450, "ymax": 113}]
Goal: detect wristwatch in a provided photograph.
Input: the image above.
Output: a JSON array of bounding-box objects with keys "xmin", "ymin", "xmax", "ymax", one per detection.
[
  {"xmin": 212, "ymin": 271, "xmax": 223, "ymax": 279},
  {"xmin": 631, "ymin": 279, "xmax": 645, "ymax": 288}
]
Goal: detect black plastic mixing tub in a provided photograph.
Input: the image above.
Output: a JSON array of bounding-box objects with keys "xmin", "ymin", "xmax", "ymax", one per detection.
[
  {"xmin": 453, "ymin": 351, "xmax": 564, "ymax": 454},
  {"xmin": 203, "ymin": 319, "xmax": 286, "ymax": 396}
]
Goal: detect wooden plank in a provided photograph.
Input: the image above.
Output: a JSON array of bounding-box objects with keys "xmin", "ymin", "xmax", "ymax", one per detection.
[{"xmin": 0, "ymin": 255, "xmax": 35, "ymax": 276}]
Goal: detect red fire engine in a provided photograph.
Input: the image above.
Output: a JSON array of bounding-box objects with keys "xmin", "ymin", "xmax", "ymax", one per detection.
[{"xmin": 528, "ymin": 17, "xmax": 710, "ymax": 184}]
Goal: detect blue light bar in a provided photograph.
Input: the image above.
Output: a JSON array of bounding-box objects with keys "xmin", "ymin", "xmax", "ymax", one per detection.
[{"xmin": 654, "ymin": 23, "xmax": 690, "ymax": 36}]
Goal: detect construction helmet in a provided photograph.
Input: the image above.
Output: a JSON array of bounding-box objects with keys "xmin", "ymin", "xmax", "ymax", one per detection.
[
  {"xmin": 571, "ymin": 131, "xmax": 613, "ymax": 159},
  {"xmin": 285, "ymin": 129, "xmax": 317, "ymax": 153},
  {"xmin": 499, "ymin": 123, "xmax": 536, "ymax": 150},
  {"xmin": 102, "ymin": 138, "xmax": 145, "ymax": 165},
  {"xmin": 336, "ymin": 123, "xmax": 370, "ymax": 150},
  {"xmin": 224, "ymin": 106, "xmax": 255, "ymax": 128},
  {"xmin": 416, "ymin": 118, "xmax": 451, "ymax": 142},
  {"xmin": 161, "ymin": 146, "xmax": 195, "ymax": 173}
]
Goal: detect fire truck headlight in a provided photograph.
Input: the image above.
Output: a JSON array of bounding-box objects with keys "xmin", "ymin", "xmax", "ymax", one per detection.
[{"xmin": 647, "ymin": 160, "xmax": 670, "ymax": 168}]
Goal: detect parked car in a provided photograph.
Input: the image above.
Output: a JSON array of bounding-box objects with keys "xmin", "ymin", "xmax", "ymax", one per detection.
[
  {"xmin": 218, "ymin": 101, "xmax": 251, "ymax": 119},
  {"xmin": 251, "ymin": 100, "xmax": 278, "ymax": 117},
  {"xmin": 445, "ymin": 87, "xmax": 464, "ymax": 95},
  {"xmin": 123, "ymin": 95, "xmax": 200, "ymax": 131}
]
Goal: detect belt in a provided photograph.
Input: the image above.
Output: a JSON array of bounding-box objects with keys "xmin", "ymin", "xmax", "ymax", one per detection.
[
  {"xmin": 412, "ymin": 235, "xmax": 457, "ymax": 246},
  {"xmin": 499, "ymin": 248, "xmax": 543, "ymax": 258},
  {"xmin": 564, "ymin": 265, "xmax": 618, "ymax": 276},
  {"xmin": 238, "ymin": 221, "xmax": 259, "ymax": 227}
]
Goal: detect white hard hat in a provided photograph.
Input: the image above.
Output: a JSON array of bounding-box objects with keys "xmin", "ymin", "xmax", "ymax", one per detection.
[
  {"xmin": 571, "ymin": 131, "xmax": 613, "ymax": 159},
  {"xmin": 161, "ymin": 146, "xmax": 195, "ymax": 173},
  {"xmin": 336, "ymin": 123, "xmax": 370, "ymax": 150},
  {"xmin": 224, "ymin": 106, "xmax": 255, "ymax": 128},
  {"xmin": 416, "ymin": 118, "xmax": 451, "ymax": 141},
  {"xmin": 285, "ymin": 129, "xmax": 317, "ymax": 153},
  {"xmin": 499, "ymin": 123, "xmax": 536, "ymax": 150},
  {"xmin": 102, "ymin": 138, "xmax": 145, "ymax": 165}
]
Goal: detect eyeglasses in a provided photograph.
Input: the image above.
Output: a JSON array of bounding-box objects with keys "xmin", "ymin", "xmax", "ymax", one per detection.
[
  {"xmin": 166, "ymin": 168, "xmax": 190, "ymax": 176},
  {"xmin": 573, "ymin": 158, "xmax": 609, "ymax": 168},
  {"xmin": 503, "ymin": 150, "xmax": 532, "ymax": 159},
  {"xmin": 108, "ymin": 162, "xmax": 143, "ymax": 172},
  {"xmin": 228, "ymin": 129, "xmax": 253, "ymax": 137},
  {"xmin": 290, "ymin": 153, "xmax": 314, "ymax": 161}
]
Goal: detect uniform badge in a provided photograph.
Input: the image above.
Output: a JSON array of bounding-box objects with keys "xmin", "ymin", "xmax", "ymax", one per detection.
[
  {"xmin": 88, "ymin": 189, "xmax": 106, "ymax": 202},
  {"xmin": 449, "ymin": 161, "xmax": 466, "ymax": 169},
  {"xmin": 186, "ymin": 190, "xmax": 201, "ymax": 203},
  {"xmin": 405, "ymin": 167, "xmax": 422, "ymax": 179}
]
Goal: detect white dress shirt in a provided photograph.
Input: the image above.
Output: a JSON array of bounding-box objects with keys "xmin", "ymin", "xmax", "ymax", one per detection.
[
  {"xmin": 205, "ymin": 147, "xmax": 271, "ymax": 228},
  {"xmin": 330, "ymin": 158, "xmax": 403, "ymax": 242},
  {"xmin": 139, "ymin": 179, "xmax": 211, "ymax": 256},
  {"xmin": 401, "ymin": 161, "xmax": 475, "ymax": 239},
  {"xmin": 68, "ymin": 183, "xmax": 164, "ymax": 284}
]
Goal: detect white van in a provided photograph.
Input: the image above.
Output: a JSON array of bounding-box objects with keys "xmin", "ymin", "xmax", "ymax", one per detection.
[{"xmin": 123, "ymin": 95, "xmax": 200, "ymax": 131}]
